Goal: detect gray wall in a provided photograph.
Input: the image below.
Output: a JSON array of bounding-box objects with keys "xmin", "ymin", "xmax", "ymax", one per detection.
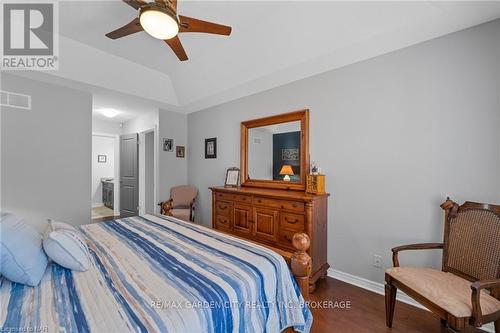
[
  {"xmin": 187, "ymin": 20, "xmax": 500, "ymax": 283},
  {"xmin": 158, "ymin": 109, "xmax": 188, "ymax": 202},
  {"xmin": 1, "ymin": 74, "xmax": 92, "ymax": 232}
]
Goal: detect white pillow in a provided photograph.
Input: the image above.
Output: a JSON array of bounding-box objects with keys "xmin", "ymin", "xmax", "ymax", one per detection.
[{"xmin": 43, "ymin": 219, "xmax": 90, "ymax": 271}]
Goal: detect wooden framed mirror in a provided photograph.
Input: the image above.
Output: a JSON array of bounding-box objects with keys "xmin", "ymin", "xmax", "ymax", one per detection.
[{"xmin": 240, "ymin": 109, "xmax": 309, "ymax": 191}]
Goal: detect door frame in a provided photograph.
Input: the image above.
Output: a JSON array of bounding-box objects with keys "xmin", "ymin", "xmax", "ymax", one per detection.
[
  {"xmin": 138, "ymin": 126, "xmax": 159, "ymax": 215},
  {"xmin": 92, "ymin": 132, "xmax": 120, "ymax": 216}
]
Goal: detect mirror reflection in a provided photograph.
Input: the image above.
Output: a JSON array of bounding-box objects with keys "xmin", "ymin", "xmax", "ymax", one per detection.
[{"xmin": 248, "ymin": 121, "xmax": 301, "ymax": 182}]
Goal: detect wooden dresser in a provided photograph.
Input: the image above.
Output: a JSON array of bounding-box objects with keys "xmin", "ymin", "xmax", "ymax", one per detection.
[{"xmin": 210, "ymin": 186, "xmax": 329, "ymax": 291}]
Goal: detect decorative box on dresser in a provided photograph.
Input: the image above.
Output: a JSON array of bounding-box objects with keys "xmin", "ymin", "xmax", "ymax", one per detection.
[{"xmin": 210, "ymin": 186, "xmax": 329, "ymax": 291}]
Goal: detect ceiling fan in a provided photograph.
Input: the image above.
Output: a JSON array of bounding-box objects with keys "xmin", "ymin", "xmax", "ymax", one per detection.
[{"xmin": 105, "ymin": 0, "xmax": 232, "ymax": 61}]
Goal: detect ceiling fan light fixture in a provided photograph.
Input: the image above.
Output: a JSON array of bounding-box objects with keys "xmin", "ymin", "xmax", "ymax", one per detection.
[{"xmin": 140, "ymin": 6, "xmax": 179, "ymax": 40}]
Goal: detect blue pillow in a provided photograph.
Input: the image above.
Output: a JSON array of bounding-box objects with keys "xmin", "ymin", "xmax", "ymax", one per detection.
[{"xmin": 0, "ymin": 213, "xmax": 48, "ymax": 286}]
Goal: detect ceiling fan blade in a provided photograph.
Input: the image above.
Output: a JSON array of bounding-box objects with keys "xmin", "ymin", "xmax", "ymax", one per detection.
[
  {"xmin": 122, "ymin": 0, "xmax": 147, "ymax": 10},
  {"xmin": 170, "ymin": 0, "xmax": 177, "ymax": 11},
  {"xmin": 178, "ymin": 15, "xmax": 232, "ymax": 36},
  {"xmin": 164, "ymin": 36, "xmax": 188, "ymax": 61},
  {"xmin": 105, "ymin": 18, "xmax": 143, "ymax": 39}
]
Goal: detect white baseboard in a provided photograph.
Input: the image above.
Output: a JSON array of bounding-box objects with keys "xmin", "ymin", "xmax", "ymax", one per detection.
[
  {"xmin": 327, "ymin": 268, "xmax": 494, "ymax": 333},
  {"xmin": 92, "ymin": 203, "xmax": 104, "ymax": 208}
]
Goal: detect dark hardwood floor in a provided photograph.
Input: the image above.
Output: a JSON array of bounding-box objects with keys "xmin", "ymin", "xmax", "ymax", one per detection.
[
  {"xmin": 309, "ymin": 277, "xmax": 485, "ymax": 333},
  {"xmin": 91, "ymin": 215, "xmax": 119, "ymax": 223}
]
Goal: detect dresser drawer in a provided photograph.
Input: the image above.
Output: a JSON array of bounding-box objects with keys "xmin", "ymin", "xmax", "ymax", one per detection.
[
  {"xmin": 215, "ymin": 200, "xmax": 232, "ymax": 217},
  {"xmin": 215, "ymin": 215, "xmax": 232, "ymax": 230},
  {"xmin": 280, "ymin": 212, "xmax": 305, "ymax": 231},
  {"xmin": 278, "ymin": 229, "xmax": 296, "ymax": 250},
  {"xmin": 215, "ymin": 192, "xmax": 234, "ymax": 201},
  {"xmin": 253, "ymin": 196, "xmax": 282, "ymax": 209},
  {"xmin": 254, "ymin": 196, "xmax": 304, "ymax": 212},
  {"xmin": 281, "ymin": 201, "xmax": 304, "ymax": 212},
  {"xmin": 215, "ymin": 192, "xmax": 251, "ymax": 204},
  {"xmin": 233, "ymin": 194, "xmax": 251, "ymax": 204}
]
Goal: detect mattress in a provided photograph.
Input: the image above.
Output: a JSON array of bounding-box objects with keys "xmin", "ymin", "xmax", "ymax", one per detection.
[{"xmin": 0, "ymin": 214, "xmax": 312, "ymax": 333}]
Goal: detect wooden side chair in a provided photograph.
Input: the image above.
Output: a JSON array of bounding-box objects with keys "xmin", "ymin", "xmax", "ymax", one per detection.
[
  {"xmin": 158, "ymin": 185, "xmax": 198, "ymax": 222},
  {"xmin": 385, "ymin": 199, "xmax": 500, "ymax": 332}
]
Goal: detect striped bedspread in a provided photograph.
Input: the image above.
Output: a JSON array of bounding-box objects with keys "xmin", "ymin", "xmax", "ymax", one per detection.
[{"xmin": 0, "ymin": 214, "xmax": 312, "ymax": 333}]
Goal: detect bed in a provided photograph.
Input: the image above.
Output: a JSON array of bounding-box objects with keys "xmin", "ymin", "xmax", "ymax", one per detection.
[{"xmin": 0, "ymin": 214, "xmax": 312, "ymax": 333}]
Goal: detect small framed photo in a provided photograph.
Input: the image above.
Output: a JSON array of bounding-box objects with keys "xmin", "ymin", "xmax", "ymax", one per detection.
[
  {"xmin": 225, "ymin": 167, "xmax": 240, "ymax": 187},
  {"xmin": 97, "ymin": 155, "xmax": 107, "ymax": 163},
  {"xmin": 176, "ymin": 146, "xmax": 185, "ymax": 158},
  {"xmin": 205, "ymin": 137, "xmax": 217, "ymax": 159},
  {"xmin": 163, "ymin": 138, "xmax": 173, "ymax": 152}
]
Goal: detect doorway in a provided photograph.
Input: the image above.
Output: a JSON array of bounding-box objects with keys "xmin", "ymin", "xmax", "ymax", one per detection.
[
  {"xmin": 119, "ymin": 133, "xmax": 139, "ymax": 217},
  {"xmin": 91, "ymin": 133, "xmax": 119, "ymax": 220},
  {"xmin": 137, "ymin": 128, "xmax": 157, "ymax": 216},
  {"xmin": 144, "ymin": 131, "xmax": 155, "ymax": 214},
  {"xmin": 118, "ymin": 128, "xmax": 158, "ymax": 217}
]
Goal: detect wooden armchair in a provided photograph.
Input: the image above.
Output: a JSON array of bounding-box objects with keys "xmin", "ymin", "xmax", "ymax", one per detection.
[
  {"xmin": 385, "ymin": 199, "xmax": 500, "ymax": 332},
  {"xmin": 158, "ymin": 185, "xmax": 198, "ymax": 222}
]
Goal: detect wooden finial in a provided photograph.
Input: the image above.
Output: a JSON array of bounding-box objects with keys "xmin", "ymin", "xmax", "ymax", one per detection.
[
  {"xmin": 440, "ymin": 198, "xmax": 459, "ymax": 218},
  {"xmin": 292, "ymin": 232, "xmax": 311, "ymax": 252}
]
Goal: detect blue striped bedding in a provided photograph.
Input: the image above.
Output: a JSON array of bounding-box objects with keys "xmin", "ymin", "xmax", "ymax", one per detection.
[{"xmin": 0, "ymin": 214, "xmax": 312, "ymax": 333}]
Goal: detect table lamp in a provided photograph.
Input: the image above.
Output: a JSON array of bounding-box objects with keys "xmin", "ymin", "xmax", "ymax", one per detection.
[{"xmin": 279, "ymin": 165, "xmax": 294, "ymax": 181}]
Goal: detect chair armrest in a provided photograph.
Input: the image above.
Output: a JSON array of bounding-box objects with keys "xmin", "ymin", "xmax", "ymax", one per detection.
[
  {"xmin": 391, "ymin": 243, "xmax": 443, "ymax": 267},
  {"xmin": 158, "ymin": 199, "xmax": 173, "ymax": 215},
  {"xmin": 470, "ymin": 279, "xmax": 500, "ymax": 327}
]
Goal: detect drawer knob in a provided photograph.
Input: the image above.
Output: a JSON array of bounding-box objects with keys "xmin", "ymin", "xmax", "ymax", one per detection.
[{"xmin": 219, "ymin": 205, "xmax": 228, "ymax": 210}]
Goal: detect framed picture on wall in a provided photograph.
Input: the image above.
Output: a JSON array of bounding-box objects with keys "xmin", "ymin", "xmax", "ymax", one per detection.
[
  {"xmin": 282, "ymin": 148, "xmax": 299, "ymax": 161},
  {"xmin": 97, "ymin": 155, "xmax": 107, "ymax": 163},
  {"xmin": 176, "ymin": 146, "xmax": 185, "ymax": 158},
  {"xmin": 163, "ymin": 138, "xmax": 173, "ymax": 152},
  {"xmin": 205, "ymin": 137, "xmax": 217, "ymax": 159}
]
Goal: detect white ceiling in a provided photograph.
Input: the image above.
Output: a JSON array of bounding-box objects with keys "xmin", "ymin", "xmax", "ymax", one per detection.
[
  {"xmin": 92, "ymin": 92, "xmax": 158, "ymax": 123},
  {"xmin": 52, "ymin": 1, "xmax": 500, "ymax": 113}
]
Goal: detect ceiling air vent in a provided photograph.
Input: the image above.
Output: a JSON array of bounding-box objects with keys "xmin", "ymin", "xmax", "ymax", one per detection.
[{"xmin": 0, "ymin": 90, "xmax": 31, "ymax": 110}]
